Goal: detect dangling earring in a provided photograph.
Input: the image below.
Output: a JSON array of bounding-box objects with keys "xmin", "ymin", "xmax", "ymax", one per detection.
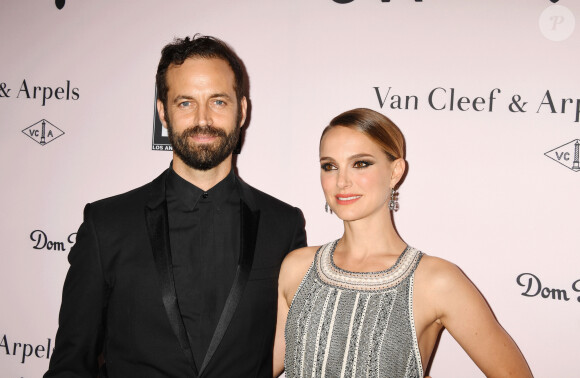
[
  {"xmin": 388, "ymin": 188, "xmax": 399, "ymax": 212},
  {"xmin": 325, "ymin": 202, "xmax": 333, "ymax": 214}
]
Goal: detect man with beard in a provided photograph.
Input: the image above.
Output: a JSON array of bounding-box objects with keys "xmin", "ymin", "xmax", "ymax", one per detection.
[{"xmin": 45, "ymin": 35, "xmax": 306, "ymax": 378}]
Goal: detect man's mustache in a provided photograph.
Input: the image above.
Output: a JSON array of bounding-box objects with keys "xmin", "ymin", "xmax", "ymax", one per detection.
[{"xmin": 181, "ymin": 125, "xmax": 226, "ymax": 138}]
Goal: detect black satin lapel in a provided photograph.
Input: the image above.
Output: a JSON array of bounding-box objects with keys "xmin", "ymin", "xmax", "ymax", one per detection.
[
  {"xmin": 199, "ymin": 200, "xmax": 260, "ymax": 376},
  {"xmin": 145, "ymin": 204, "xmax": 198, "ymax": 375}
]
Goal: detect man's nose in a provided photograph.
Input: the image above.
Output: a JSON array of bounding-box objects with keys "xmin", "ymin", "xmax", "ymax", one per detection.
[{"xmin": 197, "ymin": 104, "xmax": 213, "ymax": 127}]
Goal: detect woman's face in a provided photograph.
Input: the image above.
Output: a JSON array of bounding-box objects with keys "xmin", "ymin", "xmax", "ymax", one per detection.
[{"xmin": 319, "ymin": 126, "xmax": 403, "ymax": 222}]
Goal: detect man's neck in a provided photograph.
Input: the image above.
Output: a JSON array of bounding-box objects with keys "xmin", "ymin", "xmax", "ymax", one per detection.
[{"xmin": 172, "ymin": 155, "xmax": 233, "ymax": 191}]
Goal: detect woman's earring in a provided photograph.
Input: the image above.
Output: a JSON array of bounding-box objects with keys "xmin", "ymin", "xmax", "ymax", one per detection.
[
  {"xmin": 325, "ymin": 202, "xmax": 333, "ymax": 214},
  {"xmin": 388, "ymin": 188, "xmax": 399, "ymax": 212}
]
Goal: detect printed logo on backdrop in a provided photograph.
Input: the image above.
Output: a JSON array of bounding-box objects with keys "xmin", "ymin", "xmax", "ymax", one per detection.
[
  {"xmin": 517, "ymin": 273, "xmax": 580, "ymax": 303},
  {"xmin": 22, "ymin": 120, "xmax": 65, "ymax": 146},
  {"xmin": 539, "ymin": 5, "xmax": 575, "ymax": 41},
  {"xmin": 544, "ymin": 139, "xmax": 580, "ymax": 172},
  {"xmin": 152, "ymin": 91, "xmax": 172, "ymax": 151},
  {"xmin": 0, "ymin": 80, "xmax": 79, "ymax": 106},
  {"xmin": 30, "ymin": 230, "xmax": 76, "ymax": 252},
  {"xmin": 1, "ymin": 334, "xmax": 54, "ymax": 364},
  {"xmin": 373, "ymin": 87, "xmax": 580, "ymax": 123}
]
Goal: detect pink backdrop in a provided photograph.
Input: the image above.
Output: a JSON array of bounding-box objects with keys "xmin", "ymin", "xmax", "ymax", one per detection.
[{"xmin": 1, "ymin": 1, "xmax": 578, "ymax": 376}]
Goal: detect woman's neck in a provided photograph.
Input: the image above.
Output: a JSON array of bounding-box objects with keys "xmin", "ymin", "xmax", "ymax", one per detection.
[{"xmin": 339, "ymin": 208, "xmax": 406, "ymax": 260}]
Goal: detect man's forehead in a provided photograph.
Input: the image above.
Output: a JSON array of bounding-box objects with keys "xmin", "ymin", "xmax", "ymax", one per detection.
[
  {"xmin": 167, "ymin": 56, "xmax": 232, "ymax": 73},
  {"xmin": 164, "ymin": 57, "xmax": 238, "ymax": 101}
]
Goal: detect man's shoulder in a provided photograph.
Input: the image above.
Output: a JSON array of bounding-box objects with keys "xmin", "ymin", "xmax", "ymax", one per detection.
[
  {"xmin": 88, "ymin": 171, "xmax": 165, "ymax": 214},
  {"xmin": 242, "ymin": 181, "xmax": 306, "ymax": 249},
  {"xmin": 242, "ymin": 180, "xmax": 300, "ymax": 214}
]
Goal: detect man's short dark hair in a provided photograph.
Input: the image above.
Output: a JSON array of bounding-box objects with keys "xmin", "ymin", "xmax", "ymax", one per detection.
[{"xmin": 156, "ymin": 34, "xmax": 246, "ymax": 108}]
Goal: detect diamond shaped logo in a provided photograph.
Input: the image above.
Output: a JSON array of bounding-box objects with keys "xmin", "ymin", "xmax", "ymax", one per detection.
[
  {"xmin": 22, "ymin": 119, "xmax": 65, "ymax": 146},
  {"xmin": 544, "ymin": 139, "xmax": 580, "ymax": 172}
]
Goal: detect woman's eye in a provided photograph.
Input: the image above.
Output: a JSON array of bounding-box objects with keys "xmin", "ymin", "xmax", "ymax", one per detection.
[
  {"xmin": 353, "ymin": 161, "xmax": 372, "ymax": 168},
  {"xmin": 320, "ymin": 163, "xmax": 336, "ymax": 172}
]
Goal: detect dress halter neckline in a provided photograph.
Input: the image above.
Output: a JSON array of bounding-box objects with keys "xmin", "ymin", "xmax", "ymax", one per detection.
[
  {"xmin": 329, "ymin": 239, "xmax": 411, "ymax": 275},
  {"xmin": 316, "ymin": 240, "xmax": 422, "ymax": 292}
]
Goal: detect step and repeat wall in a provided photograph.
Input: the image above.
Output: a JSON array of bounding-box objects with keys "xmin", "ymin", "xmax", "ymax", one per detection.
[{"xmin": 1, "ymin": 1, "xmax": 578, "ymax": 377}]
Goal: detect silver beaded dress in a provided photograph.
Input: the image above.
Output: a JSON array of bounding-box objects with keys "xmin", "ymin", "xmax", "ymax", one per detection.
[{"xmin": 284, "ymin": 240, "xmax": 424, "ymax": 378}]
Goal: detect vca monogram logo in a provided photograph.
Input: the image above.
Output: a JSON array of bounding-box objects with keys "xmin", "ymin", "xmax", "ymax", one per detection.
[
  {"xmin": 544, "ymin": 139, "xmax": 580, "ymax": 172},
  {"xmin": 22, "ymin": 119, "xmax": 65, "ymax": 146}
]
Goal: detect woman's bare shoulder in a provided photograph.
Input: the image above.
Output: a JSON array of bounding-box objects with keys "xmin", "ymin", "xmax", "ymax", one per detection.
[
  {"xmin": 415, "ymin": 254, "xmax": 469, "ymax": 294},
  {"xmin": 279, "ymin": 246, "xmax": 319, "ymax": 303},
  {"xmin": 281, "ymin": 246, "xmax": 319, "ymax": 277},
  {"xmin": 416, "ymin": 253, "xmax": 487, "ymax": 320},
  {"xmin": 417, "ymin": 254, "xmax": 459, "ymax": 273}
]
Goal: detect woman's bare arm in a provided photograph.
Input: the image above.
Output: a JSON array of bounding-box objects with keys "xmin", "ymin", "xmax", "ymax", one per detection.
[
  {"xmin": 421, "ymin": 257, "xmax": 532, "ymax": 377},
  {"xmin": 273, "ymin": 246, "xmax": 318, "ymax": 377}
]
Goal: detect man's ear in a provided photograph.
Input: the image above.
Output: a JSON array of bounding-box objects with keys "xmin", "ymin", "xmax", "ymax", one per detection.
[
  {"xmin": 156, "ymin": 99, "xmax": 168, "ymax": 129},
  {"xmin": 390, "ymin": 158, "xmax": 406, "ymax": 188},
  {"xmin": 239, "ymin": 96, "xmax": 248, "ymax": 127}
]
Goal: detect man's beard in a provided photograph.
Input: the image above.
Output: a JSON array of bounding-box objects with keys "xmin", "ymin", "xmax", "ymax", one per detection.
[{"xmin": 166, "ymin": 117, "xmax": 241, "ymax": 171}]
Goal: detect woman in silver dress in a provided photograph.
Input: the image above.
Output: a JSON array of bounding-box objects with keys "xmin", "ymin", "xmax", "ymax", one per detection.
[{"xmin": 273, "ymin": 108, "xmax": 532, "ymax": 378}]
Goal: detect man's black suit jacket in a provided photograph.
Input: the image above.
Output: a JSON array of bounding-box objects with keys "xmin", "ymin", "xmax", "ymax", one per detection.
[{"xmin": 45, "ymin": 169, "xmax": 307, "ymax": 377}]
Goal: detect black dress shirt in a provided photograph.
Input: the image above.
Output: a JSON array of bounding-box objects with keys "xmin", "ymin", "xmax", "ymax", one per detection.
[{"xmin": 166, "ymin": 167, "xmax": 240, "ymax": 367}]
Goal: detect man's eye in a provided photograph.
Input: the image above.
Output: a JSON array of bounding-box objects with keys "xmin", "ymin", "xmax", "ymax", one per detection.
[
  {"xmin": 320, "ymin": 163, "xmax": 336, "ymax": 172},
  {"xmin": 353, "ymin": 161, "xmax": 372, "ymax": 168},
  {"xmin": 214, "ymin": 99, "xmax": 225, "ymax": 106},
  {"xmin": 179, "ymin": 101, "xmax": 191, "ymax": 107}
]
